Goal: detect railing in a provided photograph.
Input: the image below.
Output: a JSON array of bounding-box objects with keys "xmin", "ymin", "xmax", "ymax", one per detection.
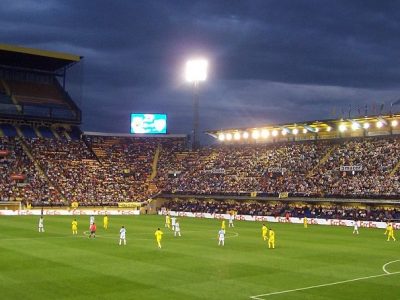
[{"xmin": 0, "ymin": 103, "xmax": 79, "ymax": 122}]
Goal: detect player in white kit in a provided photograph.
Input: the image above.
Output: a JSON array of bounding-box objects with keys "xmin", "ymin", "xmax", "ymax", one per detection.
[
  {"xmin": 89, "ymin": 215, "xmax": 95, "ymax": 228},
  {"xmin": 218, "ymin": 229, "xmax": 225, "ymax": 246},
  {"xmin": 171, "ymin": 216, "xmax": 176, "ymax": 231},
  {"xmin": 119, "ymin": 226, "xmax": 126, "ymax": 245},
  {"xmin": 38, "ymin": 216, "xmax": 44, "ymax": 232},
  {"xmin": 353, "ymin": 220, "xmax": 359, "ymax": 235},
  {"xmin": 229, "ymin": 214, "xmax": 234, "ymax": 228},
  {"xmin": 174, "ymin": 220, "xmax": 181, "ymax": 237}
]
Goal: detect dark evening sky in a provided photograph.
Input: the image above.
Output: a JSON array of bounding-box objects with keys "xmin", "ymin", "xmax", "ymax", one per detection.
[{"xmin": 1, "ymin": 0, "xmax": 400, "ymax": 142}]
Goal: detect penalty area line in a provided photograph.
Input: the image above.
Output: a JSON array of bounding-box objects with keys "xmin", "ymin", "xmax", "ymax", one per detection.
[{"xmin": 249, "ymin": 271, "xmax": 400, "ymax": 299}]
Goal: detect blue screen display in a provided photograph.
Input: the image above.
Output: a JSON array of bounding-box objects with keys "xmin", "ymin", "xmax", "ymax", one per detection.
[{"xmin": 130, "ymin": 113, "xmax": 167, "ymax": 134}]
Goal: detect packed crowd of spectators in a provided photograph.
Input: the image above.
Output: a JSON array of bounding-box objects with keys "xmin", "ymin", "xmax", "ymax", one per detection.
[
  {"xmin": 156, "ymin": 137, "xmax": 400, "ymax": 199},
  {"xmin": 163, "ymin": 199, "xmax": 400, "ymax": 222},
  {"xmin": 0, "ymin": 135, "xmax": 399, "ymax": 207},
  {"xmin": 0, "ymin": 137, "xmax": 57, "ymax": 202}
]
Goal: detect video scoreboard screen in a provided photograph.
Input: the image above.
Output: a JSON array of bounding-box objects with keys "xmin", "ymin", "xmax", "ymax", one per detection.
[{"xmin": 130, "ymin": 113, "xmax": 167, "ymax": 134}]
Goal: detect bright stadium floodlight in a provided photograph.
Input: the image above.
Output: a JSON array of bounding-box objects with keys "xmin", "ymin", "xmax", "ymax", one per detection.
[
  {"xmin": 302, "ymin": 128, "xmax": 308, "ymax": 134},
  {"xmin": 186, "ymin": 58, "xmax": 208, "ymax": 150},
  {"xmin": 339, "ymin": 124, "xmax": 347, "ymax": 132},
  {"xmin": 376, "ymin": 121, "xmax": 383, "ymax": 128},
  {"xmin": 243, "ymin": 131, "xmax": 249, "ymax": 139},
  {"xmin": 234, "ymin": 132, "xmax": 241, "ymax": 140},
  {"xmin": 315, "ymin": 127, "xmax": 319, "ymax": 133},
  {"xmin": 226, "ymin": 133, "xmax": 233, "ymax": 141},
  {"xmin": 391, "ymin": 120, "xmax": 398, "ymax": 127},
  {"xmin": 261, "ymin": 129, "xmax": 269, "ymax": 138},
  {"xmin": 272, "ymin": 129, "xmax": 278, "ymax": 137},
  {"xmin": 185, "ymin": 59, "xmax": 208, "ymax": 83},
  {"xmin": 351, "ymin": 123, "xmax": 360, "ymax": 131},
  {"xmin": 292, "ymin": 128, "xmax": 299, "ymax": 135},
  {"xmin": 363, "ymin": 122, "xmax": 370, "ymax": 129},
  {"xmin": 252, "ymin": 130, "xmax": 260, "ymax": 139},
  {"xmin": 326, "ymin": 126, "xmax": 332, "ymax": 132},
  {"xmin": 218, "ymin": 133, "xmax": 225, "ymax": 141}
]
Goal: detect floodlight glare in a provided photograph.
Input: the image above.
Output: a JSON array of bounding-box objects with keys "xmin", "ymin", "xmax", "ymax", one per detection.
[
  {"xmin": 272, "ymin": 130, "xmax": 278, "ymax": 137},
  {"xmin": 391, "ymin": 120, "xmax": 398, "ymax": 127},
  {"xmin": 339, "ymin": 124, "xmax": 347, "ymax": 132},
  {"xmin": 252, "ymin": 130, "xmax": 260, "ymax": 139},
  {"xmin": 185, "ymin": 59, "xmax": 208, "ymax": 83},
  {"xmin": 315, "ymin": 127, "xmax": 319, "ymax": 132},
  {"xmin": 302, "ymin": 128, "xmax": 308, "ymax": 134},
  {"xmin": 326, "ymin": 126, "xmax": 332, "ymax": 132},
  {"xmin": 282, "ymin": 129, "xmax": 287, "ymax": 136},
  {"xmin": 292, "ymin": 128, "xmax": 299, "ymax": 135},
  {"xmin": 243, "ymin": 132, "xmax": 249, "ymax": 139},
  {"xmin": 218, "ymin": 133, "xmax": 225, "ymax": 141},
  {"xmin": 376, "ymin": 121, "xmax": 383, "ymax": 128},
  {"xmin": 351, "ymin": 123, "xmax": 360, "ymax": 131},
  {"xmin": 226, "ymin": 133, "xmax": 232, "ymax": 141},
  {"xmin": 234, "ymin": 132, "xmax": 241, "ymax": 140},
  {"xmin": 261, "ymin": 129, "xmax": 269, "ymax": 138},
  {"xmin": 363, "ymin": 122, "xmax": 370, "ymax": 129}
]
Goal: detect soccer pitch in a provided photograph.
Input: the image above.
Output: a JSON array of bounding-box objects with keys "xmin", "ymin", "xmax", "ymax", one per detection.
[{"xmin": 0, "ymin": 215, "xmax": 398, "ymax": 299}]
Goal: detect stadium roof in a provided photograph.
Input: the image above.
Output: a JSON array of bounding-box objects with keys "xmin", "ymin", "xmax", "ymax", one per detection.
[
  {"xmin": 0, "ymin": 44, "xmax": 82, "ymax": 72},
  {"xmin": 207, "ymin": 113, "xmax": 400, "ymax": 142}
]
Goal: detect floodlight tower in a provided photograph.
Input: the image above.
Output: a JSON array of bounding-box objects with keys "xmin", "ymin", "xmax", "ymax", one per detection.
[{"xmin": 185, "ymin": 59, "xmax": 208, "ymax": 150}]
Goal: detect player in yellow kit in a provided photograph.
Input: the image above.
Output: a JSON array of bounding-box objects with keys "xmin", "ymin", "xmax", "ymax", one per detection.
[
  {"xmin": 155, "ymin": 228, "xmax": 163, "ymax": 248},
  {"xmin": 165, "ymin": 215, "xmax": 171, "ymax": 229},
  {"xmin": 221, "ymin": 220, "xmax": 226, "ymax": 232},
  {"xmin": 303, "ymin": 216, "xmax": 308, "ymax": 228},
  {"xmin": 103, "ymin": 215, "xmax": 109, "ymax": 230},
  {"xmin": 71, "ymin": 219, "xmax": 78, "ymax": 235},
  {"xmin": 268, "ymin": 228, "xmax": 275, "ymax": 249},
  {"xmin": 385, "ymin": 223, "xmax": 396, "ymax": 241},
  {"xmin": 261, "ymin": 224, "xmax": 268, "ymax": 241}
]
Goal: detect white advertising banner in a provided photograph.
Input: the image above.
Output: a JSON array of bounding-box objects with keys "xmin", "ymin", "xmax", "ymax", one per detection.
[
  {"xmin": 159, "ymin": 211, "xmax": 400, "ymax": 230},
  {"xmin": 0, "ymin": 209, "xmax": 140, "ymax": 216}
]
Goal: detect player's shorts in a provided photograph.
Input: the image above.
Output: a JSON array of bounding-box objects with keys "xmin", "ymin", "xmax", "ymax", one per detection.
[
  {"xmin": 90, "ymin": 231, "xmax": 96, "ymax": 234},
  {"xmin": 120, "ymin": 234, "xmax": 126, "ymax": 239}
]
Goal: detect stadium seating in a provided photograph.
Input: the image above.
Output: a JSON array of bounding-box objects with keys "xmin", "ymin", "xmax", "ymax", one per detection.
[
  {"xmin": 0, "ymin": 134, "xmax": 399, "ymax": 217},
  {"xmin": 4, "ymin": 79, "xmax": 69, "ymax": 107}
]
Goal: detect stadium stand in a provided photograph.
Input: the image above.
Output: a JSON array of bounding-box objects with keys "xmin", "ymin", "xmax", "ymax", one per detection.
[{"xmin": 0, "ymin": 44, "xmax": 399, "ymax": 223}]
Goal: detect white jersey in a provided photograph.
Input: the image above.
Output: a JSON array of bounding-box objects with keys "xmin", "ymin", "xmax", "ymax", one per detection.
[
  {"xmin": 229, "ymin": 216, "xmax": 234, "ymax": 223},
  {"xmin": 90, "ymin": 216, "xmax": 95, "ymax": 225},
  {"xmin": 175, "ymin": 223, "xmax": 180, "ymax": 232},
  {"xmin": 218, "ymin": 229, "xmax": 225, "ymax": 240},
  {"xmin": 353, "ymin": 222, "xmax": 358, "ymax": 229},
  {"xmin": 120, "ymin": 228, "xmax": 126, "ymax": 239},
  {"xmin": 171, "ymin": 217, "xmax": 176, "ymax": 226},
  {"xmin": 38, "ymin": 218, "xmax": 44, "ymax": 227}
]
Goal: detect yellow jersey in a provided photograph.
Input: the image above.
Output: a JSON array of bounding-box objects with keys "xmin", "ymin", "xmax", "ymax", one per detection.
[
  {"xmin": 262, "ymin": 225, "xmax": 268, "ymax": 235},
  {"xmin": 155, "ymin": 230, "xmax": 163, "ymax": 240},
  {"xmin": 221, "ymin": 220, "xmax": 226, "ymax": 229},
  {"xmin": 103, "ymin": 216, "xmax": 108, "ymax": 223},
  {"xmin": 72, "ymin": 220, "xmax": 78, "ymax": 228},
  {"xmin": 269, "ymin": 230, "xmax": 275, "ymax": 240},
  {"xmin": 166, "ymin": 216, "xmax": 171, "ymax": 224}
]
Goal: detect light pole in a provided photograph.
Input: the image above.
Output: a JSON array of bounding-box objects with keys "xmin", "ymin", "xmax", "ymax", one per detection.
[{"xmin": 185, "ymin": 59, "xmax": 208, "ymax": 150}]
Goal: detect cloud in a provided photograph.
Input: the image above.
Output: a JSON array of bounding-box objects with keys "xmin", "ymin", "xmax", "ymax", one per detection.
[{"xmin": 1, "ymin": 0, "xmax": 400, "ymax": 142}]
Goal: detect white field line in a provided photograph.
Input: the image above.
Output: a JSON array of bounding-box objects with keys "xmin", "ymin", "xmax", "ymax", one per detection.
[
  {"xmin": 382, "ymin": 259, "xmax": 400, "ymax": 274},
  {"xmin": 250, "ymin": 261, "xmax": 400, "ymax": 299}
]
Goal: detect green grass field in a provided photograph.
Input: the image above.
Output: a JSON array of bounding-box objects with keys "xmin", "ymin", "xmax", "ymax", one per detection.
[{"xmin": 0, "ymin": 215, "xmax": 399, "ymax": 299}]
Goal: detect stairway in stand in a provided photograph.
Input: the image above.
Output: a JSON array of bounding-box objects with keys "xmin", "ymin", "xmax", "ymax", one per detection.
[{"xmin": 307, "ymin": 144, "xmax": 338, "ymax": 177}]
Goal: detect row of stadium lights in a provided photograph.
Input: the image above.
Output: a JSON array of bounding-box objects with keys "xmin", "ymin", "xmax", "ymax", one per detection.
[{"xmin": 218, "ymin": 119, "xmax": 399, "ymax": 141}]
